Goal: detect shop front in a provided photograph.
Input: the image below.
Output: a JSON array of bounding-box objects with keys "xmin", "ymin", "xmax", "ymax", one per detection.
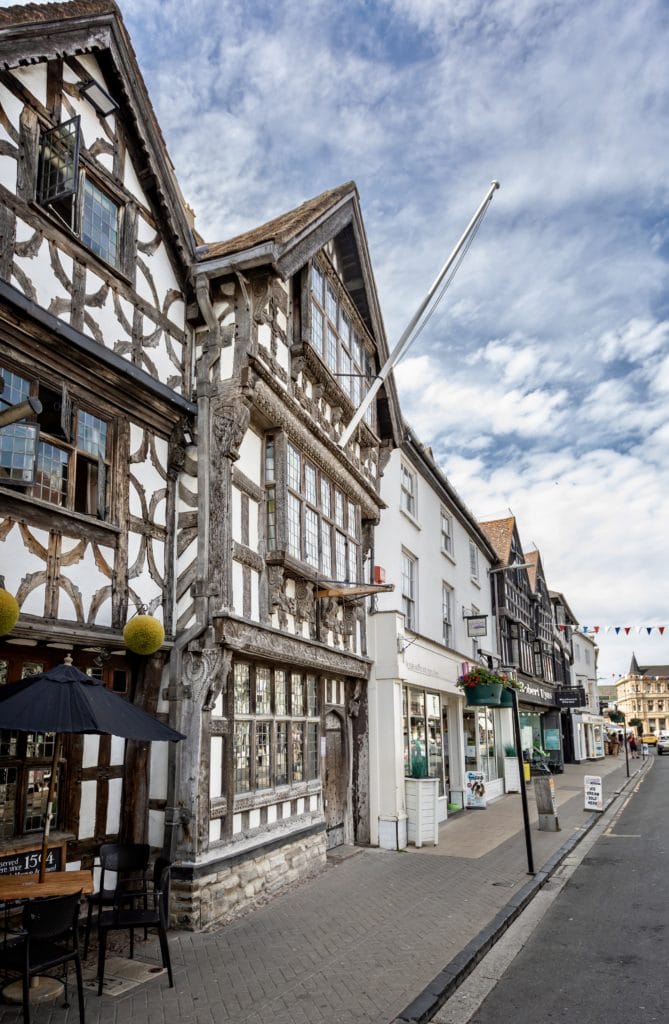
[
  {"xmin": 516, "ymin": 679, "xmax": 562, "ymax": 771},
  {"xmin": 463, "ymin": 705, "xmax": 505, "ymax": 803},
  {"xmin": 571, "ymin": 710, "xmax": 607, "ymax": 761}
]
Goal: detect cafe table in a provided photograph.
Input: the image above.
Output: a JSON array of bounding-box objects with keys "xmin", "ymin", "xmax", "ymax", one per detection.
[{"xmin": 0, "ymin": 869, "xmax": 93, "ymax": 1004}]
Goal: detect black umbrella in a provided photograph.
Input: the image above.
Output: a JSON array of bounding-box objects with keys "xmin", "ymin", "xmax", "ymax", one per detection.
[{"xmin": 0, "ymin": 657, "xmax": 184, "ymax": 880}]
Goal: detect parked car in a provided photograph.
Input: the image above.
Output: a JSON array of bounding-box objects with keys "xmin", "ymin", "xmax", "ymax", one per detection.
[
  {"xmin": 642, "ymin": 733, "xmax": 658, "ymax": 746},
  {"xmin": 656, "ymin": 735, "xmax": 669, "ymax": 755}
]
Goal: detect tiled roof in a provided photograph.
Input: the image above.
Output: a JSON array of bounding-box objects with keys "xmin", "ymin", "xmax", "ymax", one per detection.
[
  {"xmin": 478, "ymin": 517, "xmax": 515, "ymax": 565},
  {"xmin": 524, "ymin": 549, "xmax": 539, "ymax": 590},
  {"xmin": 633, "ymin": 663, "xmax": 669, "ymax": 677},
  {"xmin": 200, "ymin": 182, "xmax": 357, "ymax": 261},
  {"xmin": 0, "ymin": 1, "xmax": 115, "ymax": 27}
]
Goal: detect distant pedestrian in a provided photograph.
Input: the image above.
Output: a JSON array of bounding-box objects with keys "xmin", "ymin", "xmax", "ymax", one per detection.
[{"xmin": 628, "ymin": 733, "xmax": 639, "ymax": 759}]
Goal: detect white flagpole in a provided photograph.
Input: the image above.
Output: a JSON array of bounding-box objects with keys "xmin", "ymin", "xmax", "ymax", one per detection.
[{"xmin": 338, "ymin": 180, "xmax": 500, "ymax": 450}]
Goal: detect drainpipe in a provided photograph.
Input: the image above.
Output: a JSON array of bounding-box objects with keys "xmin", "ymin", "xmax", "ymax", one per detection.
[{"xmin": 164, "ymin": 273, "xmax": 220, "ymax": 862}]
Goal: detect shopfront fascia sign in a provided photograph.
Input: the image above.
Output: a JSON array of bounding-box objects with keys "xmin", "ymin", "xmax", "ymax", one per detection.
[{"xmin": 517, "ymin": 679, "xmax": 557, "ymax": 706}]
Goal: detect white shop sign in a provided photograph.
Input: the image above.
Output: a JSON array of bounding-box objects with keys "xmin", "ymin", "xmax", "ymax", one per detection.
[{"xmin": 584, "ymin": 775, "xmax": 603, "ymax": 812}]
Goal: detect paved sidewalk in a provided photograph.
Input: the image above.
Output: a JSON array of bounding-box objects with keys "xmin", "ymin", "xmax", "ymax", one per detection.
[{"xmin": 0, "ymin": 754, "xmax": 649, "ymax": 1024}]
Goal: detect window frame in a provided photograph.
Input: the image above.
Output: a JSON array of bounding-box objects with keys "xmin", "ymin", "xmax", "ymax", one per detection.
[
  {"xmin": 469, "ymin": 540, "xmax": 480, "ymax": 583},
  {"xmin": 440, "ymin": 508, "xmax": 453, "ymax": 556},
  {"xmin": 0, "ymin": 363, "xmax": 112, "ymax": 521},
  {"xmin": 401, "ymin": 549, "xmax": 418, "ymax": 631},
  {"xmin": 231, "ymin": 662, "xmax": 321, "ymax": 796},
  {"xmin": 309, "ymin": 258, "xmax": 376, "ymax": 427},
  {"xmin": 273, "ymin": 438, "xmax": 360, "ymax": 583},
  {"xmin": 442, "ymin": 582, "xmax": 453, "ymax": 647},
  {"xmin": 36, "ymin": 116, "xmax": 124, "ymax": 271},
  {"xmin": 400, "ymin": 462, "xmax": 417, "ymax": 520}
]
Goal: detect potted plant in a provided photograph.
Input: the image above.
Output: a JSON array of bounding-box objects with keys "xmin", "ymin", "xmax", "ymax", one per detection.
[
  {"xmin": 404, "ymin": 755, "xmax": 439, "ymax": 847},
  {"xmin": 457, "ymin": 665, "xmax": 506, "ymax": 707},
  {"xmin": 499, "ymin": 676, "xmax": 522, "ymax": 708},
  {"xmin": 503, "ymin": 742, "xmax": 521, "ymax": 792}
]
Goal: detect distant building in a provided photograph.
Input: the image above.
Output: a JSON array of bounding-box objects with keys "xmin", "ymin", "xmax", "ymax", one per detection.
[{"xmin": 615, "ymin": 655, "xmax": 669, "ymax": 736}]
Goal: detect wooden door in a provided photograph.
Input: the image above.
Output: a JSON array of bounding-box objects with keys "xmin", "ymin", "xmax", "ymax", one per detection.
[{"xmin": 324, "ymin": 711, "xmax": 346, "ymax": 849}]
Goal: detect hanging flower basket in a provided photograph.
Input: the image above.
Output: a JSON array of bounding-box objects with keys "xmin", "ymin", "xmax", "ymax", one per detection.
[
  {"xmin": 123, "ymin": 614, "xmax": 165, "ymax": 655},
  {"xmin": 0, "ymin": 588, "xmax": 19, "ymax": 636},
  {"xmin": 499, "ymin": 687, "xmax": 514, "ymax": 708},
  {"xmin": 457, "ymin": 666, "xmax": 507, "ymax": 707}
]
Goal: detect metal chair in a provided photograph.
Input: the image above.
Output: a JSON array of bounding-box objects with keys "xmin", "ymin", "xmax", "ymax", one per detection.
[
  {"xmin": 96, "ymin": 857, "xmax": 173, "ymax": 995},
  {"xmin": 83, "ymin": 842, "xmax": 150, "ymax": 958},
  {"xmin": 3, "ymin": 891, "xmax": 85, "ymax": 1024}
]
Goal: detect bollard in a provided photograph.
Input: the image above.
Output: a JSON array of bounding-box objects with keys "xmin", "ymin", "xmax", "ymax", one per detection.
[{"xmin": 533, "ymin": 776, "xmax": 560, "ymax": 831}]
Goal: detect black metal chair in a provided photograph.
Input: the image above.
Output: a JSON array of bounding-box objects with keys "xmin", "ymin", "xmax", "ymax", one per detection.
[
  {"xmin": 3, "ymin": 891, "xmax": 85, "ymax": 1024},
  {"xmin": 96, "ymin": 857, "xmax": 173, "ymax": 996},
  {"xmin": 83, "ymin": 841, "xmax": 150, "ymax": 958}
]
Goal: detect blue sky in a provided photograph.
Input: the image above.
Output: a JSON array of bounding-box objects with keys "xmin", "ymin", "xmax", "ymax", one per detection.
[{"xmin": 9, "ymin": 0, "xmax": 669, "ymax": 681}]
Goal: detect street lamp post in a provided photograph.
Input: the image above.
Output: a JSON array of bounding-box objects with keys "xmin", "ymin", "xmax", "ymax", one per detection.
[{"xmin": 510, "ymin": 686, "xmax": 535, "ymax": 875}]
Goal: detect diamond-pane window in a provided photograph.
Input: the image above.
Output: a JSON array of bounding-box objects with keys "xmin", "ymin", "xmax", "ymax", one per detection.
[
  {"xmin": 38, "ymin": 117, "xmax": 80, "ymax": 204},
  {"xmin": 82, "ymin": 179, "xmax": 119, "ymax": 266}
]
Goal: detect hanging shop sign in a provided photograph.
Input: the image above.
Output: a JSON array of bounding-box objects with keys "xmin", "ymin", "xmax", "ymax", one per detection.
[
  {"xmin": 556, "ymin": 687, "xmax": 586, "ymax": 708},
  {"xmin": 465, "ymin": 615, "xmax": 488, "ymax": 638}
]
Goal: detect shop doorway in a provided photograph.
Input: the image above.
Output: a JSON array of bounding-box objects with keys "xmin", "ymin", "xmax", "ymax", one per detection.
[{"xmin": 323, "ymin": 710, "xmax": 346, "ymax": 849}]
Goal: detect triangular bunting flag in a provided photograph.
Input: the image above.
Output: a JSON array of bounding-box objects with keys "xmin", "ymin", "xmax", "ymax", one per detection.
[
  {"xmin": 660, "ymin": 626, "xmax": 666, "ymax": 635},
  {"xmin": 614, "ymin": 627, "xmax": 621, "ymax": 635},
  {"xmin": 624, "ymin": 627, "xmax": 631, "ymax": 635},
  {"xmin": 646, "ymin": 627, "xmax": 653, "ymax": 635}
]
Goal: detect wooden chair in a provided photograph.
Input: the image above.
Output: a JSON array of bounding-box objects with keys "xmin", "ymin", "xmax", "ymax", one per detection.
[
  {"xmin": 83, "ymin": 842, "xmax": 150, "ymax": 958},
  {"xmin": 96, "ymin": 857, "xmax": 173, "ymax": 996},
  {"xmin": 3, "ymin": 891, "xmax": 85, "ymax": 1024}
]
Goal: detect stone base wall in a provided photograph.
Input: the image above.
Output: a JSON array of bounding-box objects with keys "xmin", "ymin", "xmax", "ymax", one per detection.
[{"xmin": 171, "ymin": 830, "xmax": 327, "ymax": 930}]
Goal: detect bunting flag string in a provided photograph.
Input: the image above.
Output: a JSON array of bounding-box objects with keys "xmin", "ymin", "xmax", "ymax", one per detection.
[{"xmin": 562, "ymin": 624, "xmax": 668, "ymax": 636}]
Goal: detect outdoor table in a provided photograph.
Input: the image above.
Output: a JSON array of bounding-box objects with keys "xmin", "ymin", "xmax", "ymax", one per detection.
[
  {"xmin": 0, "ymin": 868, "xmax": 93, "ymax": 902},
  {"xmin": 0, "ymin": 869, "xmax": 93, "ymax": 1004}
]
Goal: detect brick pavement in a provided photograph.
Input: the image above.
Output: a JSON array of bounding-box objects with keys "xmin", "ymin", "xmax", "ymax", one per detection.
[{"xmin": 0, "ymin": 754, "xmax": 648, "ymax": 1024}]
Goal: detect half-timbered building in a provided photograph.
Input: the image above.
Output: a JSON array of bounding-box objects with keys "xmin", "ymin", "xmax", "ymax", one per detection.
[
  {"xmin": 169, "ymin": 185, "xmax": 401, "ymax": 927},
  {"xmin": 0, "ymin": 1, "xmax": 196, "ymax": 874}
]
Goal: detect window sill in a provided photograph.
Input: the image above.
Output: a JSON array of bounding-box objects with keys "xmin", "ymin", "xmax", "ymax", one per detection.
[
  {"xmin": 400, "ymin": 507, "xmax": 420, "ymax": 530},
  {"xmin": 441, "ymin": 548, "xmax": 456, "ymax": 565},
  {"xmin": 0, "ymin": 487, "xmax": 120, "ymax": 537}
]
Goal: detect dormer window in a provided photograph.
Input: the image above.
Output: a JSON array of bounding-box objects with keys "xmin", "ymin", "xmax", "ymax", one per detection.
[{"xmin": 37, "ymin": 116, "xmax": 121, "ymax": 269}]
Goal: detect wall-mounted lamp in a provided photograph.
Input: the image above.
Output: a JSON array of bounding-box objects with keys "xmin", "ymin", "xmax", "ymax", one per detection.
[
  {"xmin": 79, "ymin": 79, "xmax": 119, "ymax": 117},
  {"xmin": 488, "ymin": 561, "xmax": 532, "ymax": 575}
]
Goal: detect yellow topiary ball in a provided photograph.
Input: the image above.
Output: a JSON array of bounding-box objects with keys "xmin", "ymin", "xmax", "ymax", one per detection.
[
  {"xmin": 0, "ymin": 589, "xmax": 19, "ymax": 636},
  {"xmin": 123, "ymin": 614, "xmax": 165, "ymax": 655}
]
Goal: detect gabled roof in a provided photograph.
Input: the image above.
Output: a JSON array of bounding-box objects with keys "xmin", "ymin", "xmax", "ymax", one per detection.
[
  {"xmin": 524, "ymin": 549, "xmax": 540, "ymax": 591},
  {"xmin": 195, "ymin": 181, "xmax": 402, "ymax": 445},
  {"xmin": 0, "ymin": 0, "xmax": 195, "ymax": 270},
  {"xmin": 549, "ymin": 589, "xmax": 579, "ymax": 626},
  {"xmin": 478, "ymin": 517, "xmax": 515, "ymax": 565},
  {"xmin": 199, "ymin": 183, "xmax": 355, "ymax": 263},
  {"xmin": 629, "ymin": 654, "xmax": 669, "ymax": 677}
]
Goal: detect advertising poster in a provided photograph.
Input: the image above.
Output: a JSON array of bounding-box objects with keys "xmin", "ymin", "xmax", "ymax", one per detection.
[
  {"xmin": 584, "ymin": 775, "xmax": 603, "ymax": 812},
  {"xmin": 465, "ymin": 770, "xmax": 487, "ymax": 809}
]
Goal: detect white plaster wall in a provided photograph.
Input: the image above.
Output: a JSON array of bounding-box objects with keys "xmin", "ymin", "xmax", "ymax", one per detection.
[
  {"xmin": 250, "ymin": 568, "xmax": 259, "ymax": 621},
  {"xmin": 14, "ymin": 230, "xmax": 72, "ymax": 314},
  {"xmin": 0, "ymin": 522, "xmax": 48, "ymax": 616},
  {"xmin": 127, "ymin": 532, "xmax": 164, "ymax": 614},
  {"xmin": 149, "ymin": 809, "xmax": 165, "ymax": 848},
  {"xmin": 82, "ymin": 735, "xmax": 100, "ymax": 770},
  {"xmin": 12, "ymin": 65, "xmax": 46, "ymax": 107},
  {"xmin": 248, "ymin": 498, "xmax": 259, "ymax": 551},
  {"xmin": 110, "ymin": 735, "xmax": 125, "ymax": 765},
  {"xmin": 209, "ymin": 818, "xmax": 222, "ymax": 843},
  {"xmin": 123, "ymin": 154, "xmax": 150, "ymax": 208},
  {"xmin": 78, "ymin": 780, "xmax": 97, "ymax": 839},
  {"xmin": 231, "ymin": 486, "xmax": 242, "ymax": 544},
  {"xmin": 105, "ymin": 777, "xmax": 122, "ymax": 833},
  {"xmin": 238, "ymin": 429, "xmax": 262, "ymax": 485},
  {"xmin": 232, "ymin": 559, "xmax": 244, "ymax": 615},
  {"xmin": 210, "ymin": 737, "xmax": 223, "ymax": 798},
  {"xmin": 57, "ymin": 539, "xmax": 113, "ymax": 625},
  {"xmin": 0, "ymin": 85, "xmax": 17, "ymax": 189},
  {"xmin": 150, "ymin": 742, "xmax": 169, "ymax": 800},
  {"xmin": 374, "ymin": 449, "xmax": 495, "ymax": 660}
]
